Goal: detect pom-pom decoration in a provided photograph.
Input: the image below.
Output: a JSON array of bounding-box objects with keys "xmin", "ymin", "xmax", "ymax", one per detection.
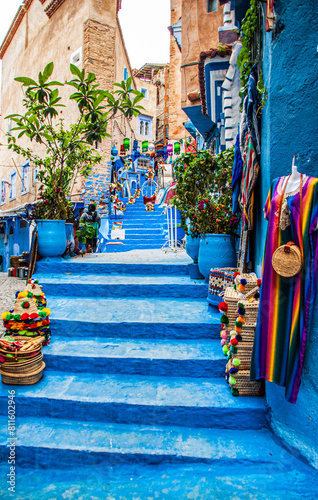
[
  {"xmin": 236, "ymin": 334, "xmax": 242, "ymax": 342},
  {"xmin": 29, "ymin": 313, "xmax": 39, "ymax": 320},
  {"xmin": 240, "ymin": 279, "xmax": 247, "ymax": 286},
  {"xmin": 218, "ymin": 302, "xmax": 228, "ymax": 312},
  {"xmin": 235, "ymin": 321, "xmax": 243, "ymax": 328},
  {"xmin": 221, "ymin": 339, "xmax": 226, "ymax": 346},
  {"xmin": 237, "ymin": 316, "xmax": 245, "ymax": 324},
  {"xmin": 238, "ymin": 284, "xmax": 245, "ymax": 292},
  {"xmin": 257, "ymin": 279, "xmax": 262, "ymax": 286},
  {"xmin": 235, "ymin": 326, "xmax": 242, "ymax": 333},
  {"xmin": 222, "ymin": 345, "xmax": 229, "ymax": 355},
  {"xmin": 232, "ymin": 358, "xmax": 241, "ymax": 367},
  {"xmin": 38, "ymin": 311, "xmax": 47, "ymax": 318},
  {"xmin": 238, "ymin": 307, "xmax": 245, "ymax": 316},
  {"xmin": 233, "ymin": 284, "xmax": 237, "ymax": 290},
  {"xmin": 233, "ymin": 272, "xmax": 240, "ymax": 277},
  {"xmin": 238, "ymin": 303, "xmax": 245, "ymax": 310},
  {"xmin": 21, "ymin": 301, "xmax": 30, "ymax": 309},
  {"xmin": 20, "ymin": 313, "xmax": 29, "ymax": 320},
  {"xmin": 229, "ymin": 367, "xmax": 238, "ymax": 374},
  {"xmin": 231, "ymin": 387, "xmax": 239, "ymax": 396},
  {"xmin": 229, "ymin": 376, "xmax": 236, "ymax": 385},
  {"xmin": 230, "ymin": 338, "xmax": 238, "ymax": 346},
  {"xmin": 18, "ymin": 291, "xmax": 28, "ymax": 299},
  {"xmin": 221, "ymin": 331, "xmax": 227, "ymax": 339},
  {"xmin": 42, "ymin": 308, "xmax": 51, "ymax": 316},
  {"xmin": 1, "ymin": 312, "xmax": 10, "ymax": 321},
  {"xmin": 221, "ymin": 323, "xmax": 225, "ymax": 329},
  {"xmin": 220, "ymin": 315, "xmax": 229, "ymax": 324}
]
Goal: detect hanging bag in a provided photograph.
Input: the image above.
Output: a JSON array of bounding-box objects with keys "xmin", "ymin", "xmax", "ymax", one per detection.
[{"xmin": 272, "ymin": 174, "xmax": 303, "ymax": 278}]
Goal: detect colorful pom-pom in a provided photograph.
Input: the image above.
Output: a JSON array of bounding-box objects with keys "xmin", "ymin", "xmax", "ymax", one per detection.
[
  {"xmin": 221, "ymin": 331, "xmax": 227, "ymax": 339},
  {"xmin": 235, "ymin": 320, "xmax": 243, "ymax": 328},
  {"xmin": 230, "ymin": 338, "xmax": 238, "ymax": 346},
  {"xmin": 238, "ymin": 307, "xmax": 245, "ymax": 316},
  {"xmin": 21, "ymin": 301, "xmax": 30, "ymax": 309},
  {"xmin": 233, "ymin": 284, "xmax": 237, "ymax": 290},
  {"xmin": 231, "ymin": 387, "xmax": 239, "ymax": 396},
  {"xmin": 20, "ymin": 313, "xmax": 29, "ymax": 321},
  {"xmin": 220, "ymin": 323, "xmax": 225, "ymax": 329},
  {"xmin": 236, "ymin": 334, "xmax": 242, "ymax": 342},
  {"xmin": 231, "ymin": 346, "xmax": 238, "ymax": 354},
  {"xmin": 238, "ymin": 303, "xmax": 245, "ymax": 309},
  {"xmin": 235, "ymin": 326, "xmax": 242, "ymax": 333},
  {"xmin": 221, "ymin": 339, "xmax": 226, "ymax": 346},
  {"xmin": 238, "ymin": 284, "xmax": 245, "ymax": 292},
  {"xmin": 38, "ymin": 311, "xmax": 47, "ymax": 318},
  {"xmin": 232, "ymin": 358, "xmax": 241, "ymax": 367},
  {"xmin": 255, "ymin": 292, "xmax": 260, "ymax": 299},
  {"xmin": 222, "ymin": 345, "xmax": 229, "ymax": 355},
  {"xmin": 218, "ymin": 301, "xmax": 228, "ymax": 312},
  {"xmin": 229, "ymin": 375, "xmax": 236, "ymax": 385},
  {"xmin": 1, "ymin": 311, "xmax": 10, "ymax": 321},
  {"xmin": 237, "ymin": 316, "xmax": 245, "ymax": 324},
  {"xmin": 42, "ymin": 308, "xmax": 51, "ymax": 316},
  {"xmin": 229, "ymin": 367, "xmax": 238, "ymax": 374},
  {"xmin": 220, "ymin": 314, "xmax": 229, "ymax": 324},
  {"xmin": 233, "ymin": 272, "xmax": 240, "ymax": 277},
  {"xmin": 27, "ymin": 292, "xmax": 33, "ymax": 298},
  {"xmin": 240, "ymin": 279, "xmax": 247, "ymax": 286},
  {"xmin": 29, "ymin": 312, "xmax": 39, "ymax": 320},
  {"xmin": 230, "ymin": 330, "xmax": 236, "ymax": 337},
  {"xmin": 18, "ymin": 291, "xmax": 28, "ymax": 299},
  {"xmin": 257, "ymin": 279, "xmax": 262, "ymax": 286}
]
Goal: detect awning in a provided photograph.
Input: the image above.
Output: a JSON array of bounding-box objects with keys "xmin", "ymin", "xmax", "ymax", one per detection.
[{"xmin": 182, "ymin": 105, "xmax": 217, "ymax": 140}]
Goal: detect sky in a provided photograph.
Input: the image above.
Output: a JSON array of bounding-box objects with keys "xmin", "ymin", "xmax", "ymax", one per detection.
[{"xmin": 0, "ymin": 0, "xmax": 171, "ymax": 71}]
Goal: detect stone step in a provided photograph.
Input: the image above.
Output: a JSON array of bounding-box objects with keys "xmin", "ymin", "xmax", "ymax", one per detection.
[
  {"xmin": 38, "ymin": 274, "xmax": 208, "ymax": 298},
  {"xmin": 0, "ymin": 372, "xmax": 266, "ymax": 429},
  {"xmin": 35, "ymin": 259, "xmax": 190, "ymax": 276},
  {"xmin": 124, "ymin": 228, "xmax": 163, "ymax": 235},
  {"xmin": 47, "ymin": 296, "xmax": 220, "ymax": 339},
  {"xmin": 112, "ymin": 238, "xmax": 167, "ymax": 245},
  {"xmin": 0, "ymin": 416, "xmax": 296, "ymax": 469},
  {"xmin": 106, "ymin": 243, "xmax": 166, "ymax": 252},
  {"xmin": 117, "ymin": 233, "xmax": 166, "ymax": 240},
  {"xmin": 44, "ymin": 337, "xmax": 224, "ymax": 377}
]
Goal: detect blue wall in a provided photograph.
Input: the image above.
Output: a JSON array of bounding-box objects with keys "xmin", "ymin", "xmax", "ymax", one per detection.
[{"xmin": 254, "ymin": 0, "xmax": 318, "ymax": 467}]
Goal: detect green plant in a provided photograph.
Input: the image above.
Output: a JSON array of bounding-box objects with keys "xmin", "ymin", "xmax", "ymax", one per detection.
[
  {"xmin": 75, "ymin": 222, "xmax": 96, "ymax": 244},
  {"xmin": 237, "ymin": 0, "xmax": 267, "ymax": 105},
  {"xmin": 6, "ymin": 63, "xmax": 144, "ymax": 220},
  {"xmin": 172, "ymin": 148, "xmax": 239, "ymax": 237}
]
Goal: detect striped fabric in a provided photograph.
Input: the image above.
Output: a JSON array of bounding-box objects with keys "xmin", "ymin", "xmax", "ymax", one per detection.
[
  {"xmin": 250, "ymin": 176, "xmax": 318, "ymax": 403},
  {"xmin": 241, "ymin": 133, "xmax": 260, "ymax": 230}
]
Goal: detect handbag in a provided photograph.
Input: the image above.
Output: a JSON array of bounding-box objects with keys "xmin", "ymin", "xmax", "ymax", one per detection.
[{"xmin": 272, "ymin": 174, "xmax": 303, "ymax": 278}]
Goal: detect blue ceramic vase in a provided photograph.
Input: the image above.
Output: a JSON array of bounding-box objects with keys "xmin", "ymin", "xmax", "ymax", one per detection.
[
  {"xmin": 36, "ymin": 220, "xmax": 67, "ymax": 257},
  {"xmin": 198, "ymin": 234, "xmax": 236, "ymax": 281},
  {"xmin": 185, "ymin": 235, "xmax": 200, "ymax": 264}
]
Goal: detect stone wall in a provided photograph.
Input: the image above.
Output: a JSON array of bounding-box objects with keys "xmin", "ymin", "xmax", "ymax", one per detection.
[{"xmin": 254, "ymin": 0, "xmax": 318, "ymax": 468}]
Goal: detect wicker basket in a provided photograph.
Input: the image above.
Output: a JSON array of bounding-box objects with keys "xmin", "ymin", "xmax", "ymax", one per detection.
[
  {"xmin": 0, "ymin": 337, "xmax": 43, "ymax": 362},
  {"xmin": 240, "ymin": 325, "xmax": 256, "ymax": 343},
  {"xmin": 228, "ymin": 369, "xmax": 262, "ymax": 396},
  {"xmin": 223, "ymin": 287, "xmax": 239, "ymax": 332},
  {"xmin": 0, "ymin": 362, "xmax": 45, "ymax": 385},
  {"xmin": 228, "ymin": 345, "xmax": 253, "ymax": 370},
  {"xmin": 209, "ymin": 268, "xmax": 238, "ymax": 297},
  {"xmin": 272, "ymin": 242, "xmax": 302, "ymax": 278},
  {"xmin": 238, "ymin": 300, "xmax": 259, "ymax": 323},
  {"xmin": 1, "ymin": 353, "xmax": 43, "ymax": 374},
  {"xmin": 235, "ymin": 273, "xmax": 259, "ymax": 294}
]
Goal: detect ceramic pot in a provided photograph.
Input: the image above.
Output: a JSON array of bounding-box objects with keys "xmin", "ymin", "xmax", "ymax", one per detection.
[
  {"xmin": 185, "ymin": 235, "xmax": 200, "ymax": 264},
  {"xmin": 198, "ymin": 234, "xmax": 236, "ymax": 280},
  {"xmin": 36, "ymin": 220, "xmax": 67, "ymax": 257}
]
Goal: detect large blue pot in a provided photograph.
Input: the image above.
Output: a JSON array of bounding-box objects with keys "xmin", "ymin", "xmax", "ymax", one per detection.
[
  {"xmin": 185, "ymin": 235, "xmax": 200, "ymax": 264},
  {"xmin": 36, "ymin": 220, "xmax": 67, "ymax": 257},
  {"xmin": 198, "ymin": 234, "xmax": 236, "ymax": 281},
  {"xmin": 65, "ymin": 223, "xmax": 75, "ymax": 253}
]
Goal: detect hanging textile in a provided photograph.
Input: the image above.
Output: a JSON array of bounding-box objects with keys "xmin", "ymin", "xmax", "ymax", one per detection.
[
  {"xmin": 239, "ymin": 65, "xmax": 261, "ymax": 158},
  {"xmin": 250, "ymin": 175, "xmax": 318, "ymax": 403},
  {"xmin": 232, "ymin": 134, "xmax": 243, "ymax": 214},
  {"xmin": 237, "ymin": 132, "xmax": 260, "ymax": 271}
]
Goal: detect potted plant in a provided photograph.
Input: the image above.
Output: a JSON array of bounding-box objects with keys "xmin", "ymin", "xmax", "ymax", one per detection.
[
  {"xmin": 173, "ymin": 148, "xmax": 239, "ymax": 280},
  {"xmin": 6, "ymin": 63, "xmax": 144, "ymax": 257}
]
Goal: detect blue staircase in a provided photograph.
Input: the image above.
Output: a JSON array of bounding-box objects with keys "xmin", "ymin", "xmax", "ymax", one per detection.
[
  {"xmin": 108, "ymin": 195, "xmax": 168, "ymax": 252},
  {"xmin": 0, "ymin": 253, "xmax": 317, "ymax": 498}
]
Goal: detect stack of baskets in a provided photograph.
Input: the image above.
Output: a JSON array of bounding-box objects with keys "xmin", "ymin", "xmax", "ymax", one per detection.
[
  {"xmin": 2, "ymin": 285, "xmax": 51, "ymax": 345},
  {"xmin": 218, "ymin": 274, "xmax": 263, "ymax": 397},
  {"xmin": 207, "ymin": 268, "xmax": 238, "ymax": 305},
  {"xmin": 0, "ymin": 336, "xmax": 45, "ymax": 385}
]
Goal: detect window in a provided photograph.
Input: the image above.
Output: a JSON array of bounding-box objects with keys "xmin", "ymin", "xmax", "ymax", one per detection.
[
  {"xmin": 138, "ymin": 158, "xmax": 149, "ymax": 169},
  {"xmin": 21, "ymin": 161, "xmax": 29, "ymax": 195},
  {"xmin": 34, "ymin": 166, "xmax": 39, "ymax": 184},
  {"xmin": 207, "ymin": 0, "xmax": 218, "ymax": 12},
  {"xmin": 124, "ymin": 67, "xmax": 129, "ymax": 82},
  {"xmin": 138, "ymin": 115, "xmax": 152, "ymax": 138},
  {"xmin": 0, "ymin": 179, "xmax": 6, "ymax": 205},
  {"xmin": 140, "ymin": 87, "xmax": 149, "ymax": 100},
  {"xmin": 70, "ymin": 47, "xmax": 82, "ymax": 66},
  {"xmin": 9, "ymin": 172, "xmax": 16, "ymax": 200}
]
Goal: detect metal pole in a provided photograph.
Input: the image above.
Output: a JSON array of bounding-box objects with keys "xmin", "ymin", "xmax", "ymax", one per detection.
[
  {"xmin": 170, "ymin": 206, "xmax": 174, "ymax": 249},
  {"xmin": 174, "ymin": 205, "xmax": 177, "ymax": 250},
  {"xmin": 166, "ymin": 206, "xmax": 170, "ymax": 248}
]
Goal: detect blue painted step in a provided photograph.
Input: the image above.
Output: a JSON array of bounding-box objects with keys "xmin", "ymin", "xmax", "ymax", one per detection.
[
  {"xmin": 0, "ymin": 416, "xmax": 295, "ymax": 468},
  {"xmin": 46, "ymin": 296, "xmax": 220, "ymax": 339},
  {"xmin": 35, "ymin": 260, "xmax": 190, "ymax": 276},
  {"xmin": 0, "ymin": 372, "xmax": 266, "ymax": 429},
  {"xmin": 106, "ymin": 243, "xmax": 166, "ymax": 252},
  {"xmin": 44, "ymin": 337, "xmax": 225, "ymax": 377},
  {"xmin": 37, "ymin": 274, "xmax": 208, "ymax": 298}
]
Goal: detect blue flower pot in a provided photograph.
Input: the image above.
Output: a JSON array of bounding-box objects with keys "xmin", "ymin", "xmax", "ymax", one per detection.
[
  {"xmin": 198, "ymin": 234, "xmax": 236, "ymax": 281},
  {"xmin": 36, "ymin": 220, "xmax": 67, "ymax": 257},
  {"xmin": 185, "ymin": 235, "xmax": 200, "ymax": 264}
]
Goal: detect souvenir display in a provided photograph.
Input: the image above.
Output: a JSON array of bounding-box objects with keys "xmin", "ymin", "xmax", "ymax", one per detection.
[
  {"xmin": 0, "ymin": 336, "xmax": 45, "ymax": 385},
  {"xmin": 250, "ymin": 172, "xmax": 318, "ymax": 403}
]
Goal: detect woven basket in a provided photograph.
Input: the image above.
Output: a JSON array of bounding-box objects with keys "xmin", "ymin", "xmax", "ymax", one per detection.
[
  {"xmin": 235, "ymin": 273, "xmax": 258, "ymax": 294},
  {"xmin": 1, "ymin": 353, "xmax": 43, "ymax": 374},
  {"xmin": 228, "ymin": 345, "xmax": 253, "ymax": 370},
  {"xmin": 238, "ymin": 300, "xmax": 259, "ymax": 323},
  {"xmin": 228, "ymin": 370, "xmax": 262, "ymax": 396},
  {"xmin": 240, "ymin": 325, "xmax": 256, "ymax": 343},
  {"xmin": 272, "ymin": 242, "xmax": 302, "ymax": 278},
  {"xmin": 0, "ymin": 362, "xmax": 45, "ymax": 385},
  {"xmin": 0, "ymin": 337, "xmax": 43, "ymax": 362},
  {"xmin": 209, "ymin": 268, "xmax": 238, "ymax": 296}
]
